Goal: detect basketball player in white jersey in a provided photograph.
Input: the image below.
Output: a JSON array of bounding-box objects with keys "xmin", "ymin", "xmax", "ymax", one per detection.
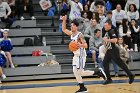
[
  {"xmin": 67, "ymin": 0, "xmax": 83, "ymax": 20},
  {"xmin": 62, "ymin": 15, "xmax": 106, "ymax": 93}
]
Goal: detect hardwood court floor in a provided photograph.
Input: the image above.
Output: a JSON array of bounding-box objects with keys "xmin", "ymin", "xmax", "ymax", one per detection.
[{"xmin": 0, "ymin": 76, "xmax": 140, "ymax": 93}]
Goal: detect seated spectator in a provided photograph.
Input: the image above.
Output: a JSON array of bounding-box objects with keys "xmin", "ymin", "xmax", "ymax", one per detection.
[
  {"xmin": 94, "ymin": 0, "xmax": 106, "ymax": 27},
  {"xmin": 16, "ymin": 0, "xmax": 36, "ymax": 20},
  {"xmin": 119, "ymin": 19, "xmax": 133, "ymax": 51},
  {"xmin": 6, "ymin": 0, "xmax": 16, "ymax": 22},
  {"xmin": 92, "ymin": 12, "xmax": 100, "ymax": 24},
  {"xmin": 0, "ymin": 46, "xmax": 7, "ymax": 83},
  {"xmin": 0, "ymin": 30, "xmax": 15, "ymax": 68},
  {"xmin": 127, "ymin": 4, "xmax": 139, "ymax": 22},
  {"xmin": 125, "ymin": 0, "xmax": 139, "ymax": 12},
  {"xmin": 60, "ymin": 0, "xmax": 69, "ymax": 16},
  {"xmin": 80, "ymin": 11, "xmax": 90, "ymax": 33},
  {"xmin": 0, "ymin": 0, "xmax": 13, "ymax": 28},
  {"xmin": 112, "ymin": 4, "xmax": 127, "ymax": 24},
  {"xmin": 102, "ymin": 11, "xmax": 116, "ymax": 27},
  {"xmin": 116, "ymin": 37, "xmax": 129, "ymax": 67},
  {"xmin": 83, "ymin": 4, "xmax": 92, "ymax": 20},
  {"xmin": 67, "ymin": 0, "xmax": 83, "ymax": 20},
  {"xmin": 47, "ymin": 1, "xmax": 57, "ymax": 16},
  {"xmin": 84, "ymin": 18, "xmax": 102, "ymax": 47},
  {"xmin": 89, "ymin": 29, "xmax": 103, "ymax": 68},
  {"xmin": 129, "ymin": 19, "xmax": 140, "ymax": 51}
]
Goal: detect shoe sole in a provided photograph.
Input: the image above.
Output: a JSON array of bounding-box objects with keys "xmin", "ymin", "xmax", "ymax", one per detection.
[
  {"xmin": 76, "ymin": 90, "xmax": 88, "ymax": 93},
  {"xmin": 99, "ymin": 68, "xmax": 107, "ymax": 80}
]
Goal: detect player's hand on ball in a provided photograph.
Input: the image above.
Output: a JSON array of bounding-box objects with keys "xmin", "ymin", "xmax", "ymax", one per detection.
[{"xmin": 77, "ymin": 43, "xmax": 82, "ymax": 48}]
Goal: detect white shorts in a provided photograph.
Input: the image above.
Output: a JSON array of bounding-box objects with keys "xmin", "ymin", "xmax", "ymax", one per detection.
[{"xmin": 72, "ymin": 56, "xmax": 86, "ymax": 69}]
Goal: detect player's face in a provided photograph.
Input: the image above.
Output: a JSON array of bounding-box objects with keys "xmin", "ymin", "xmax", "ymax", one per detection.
[
  {"xmin": 96, "ymin": 5, "xmax": 104, "ymax": 14},
  {"xmin": 71, "ymin": 23, "xmax": 77, "ymax": 32}
]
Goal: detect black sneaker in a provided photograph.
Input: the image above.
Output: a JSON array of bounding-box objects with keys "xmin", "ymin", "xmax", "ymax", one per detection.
[
  {"xmin": 97, "ymin": 68, "xmax": 107, "ymax": 80},
  {"xmin": 129, "ymin": 74, "xmax": 135, "ymax": 84},
  {"xmin": 76, "ymin": 83, "xmax": 88, "ymax": 93},
  {"xmin": 103, "ymin": 79, "xmax": 112, "ymax": 85},
  {"xmin": 76, "ymin": 87, "xmax": 88, "ymax": 93}
]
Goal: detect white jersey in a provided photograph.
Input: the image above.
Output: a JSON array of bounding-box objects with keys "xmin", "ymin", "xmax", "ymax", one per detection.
[
  {"xmin": 71, "ymin": 32, "xmax": 86, "ymax": 57},
  {"xmin": 68, "ymin": 0, "xmax": 83, "ymax": 20},
  {"xmin": 71, "ymin": 32, "xmax": 86, "ymax": 69}
]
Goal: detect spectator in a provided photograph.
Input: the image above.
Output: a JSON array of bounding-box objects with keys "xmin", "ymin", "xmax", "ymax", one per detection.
[
  {"xmin": 0, "ymin": 46, "xmax": 7, "ymax": 83},
  {"xmin": 67, "ymin": 0, "xmax": 83, "ymax": 20},
  {"xmin": 92, "ymin": 12, "xmax": 100, "ymax": 23},
  {"xmin": 83, "ymin": 4, "xmax": 92, "ymax": 20},
  {"xmin": 117, "ymin": 37, "xmax": 129, "ymax": 67},
  {"xmin": 39, "ymin": 0, "xmax": 53, "ymax": 16},
  {"xmin": 16, "ymin": 0, "xmax": 36, "ymax": 20},
  {"xmin": 94, "ymin": 0, "xmax": 106, "ymax": 27},
  {"xmin": 4, "ymin": 0, "xmax": 16, "ymax": 22},
  {"xmin": 102, "ymin": 11, "xmax": 116, "ymax": 27},
  {"xmin": 112, "ymin": 4, "xmax": 127, "ymax": 24},
  {"xmin": 89, "ymin": 29, "xmax": 103, "ymax": 68},
  {"xmin": 0, "ymin": 30, "xmax": 15, "ymax": 68},
  {"xmin": 125, "ymin": 0, "xmax": 139, "ymax": 12},
  {"xmin": 111, "ymin": 0, "xmax": 126, "ymax": 10},
  {"xmin": 80, "ymin": 11, "xmax": 90, "ymax": 33},
  {"xmin": 60, "ymin": 0, "xmax": 69, "ymax": 16},
  {"xmin": 119, "ymin": 19, "xmax": 133, "ymax": 51},
  {"xmin": 0, "ymin": 0, "xmax": 13, "ymax": 28},
  {"xmin": 129, "ymin": 19, "xmax": 140, "ymax": 51},
  {"xmin": 84, "ymin": 18, "xmax": 102, "ymax": 47},
  {"xmin": 127, "ymin": 4, "xmax": 139, "ymax": 22}
]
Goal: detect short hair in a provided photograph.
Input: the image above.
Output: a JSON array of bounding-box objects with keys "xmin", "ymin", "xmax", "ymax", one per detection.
[
  {"xmin": 95, "ymin": 0, "xmax": 105, "ymax": 6},
  {"xmin": 129, "ymin": 4, "xmax": 137, "ymax": 12},
  {"xmin": 71, "ymin": 19, "xmax": 79, "ymax": 27},
  {"xmin": 105, "ymin": 19, "xmax": 112, "ymax": 26},
  {"xmin": 94, "ymin": 29, "xmax": 100, "ymax": 34},
  {"xmin": 107, "ymin": 11, "xmax": 112, "ymax": 15}
]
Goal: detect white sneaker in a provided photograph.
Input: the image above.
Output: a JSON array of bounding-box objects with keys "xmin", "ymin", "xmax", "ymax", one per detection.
[
  {"xmin": 2, "ymin": 74, "xmax": 6, "ymax": 79},
  {"xmin": 20, "ymin": 16, "xmax": 24, "ymax": 20},
  {"xmin": 11, "ymin": 64, "xmax": 15, "ymax": 68},
  {"xmin": 31, "ymin": 16, "xmax": 36, "ymax": 20}
]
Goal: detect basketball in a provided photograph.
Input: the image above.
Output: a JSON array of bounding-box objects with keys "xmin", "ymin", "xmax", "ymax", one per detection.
[{"xmin": 68, "ymin": 41, "xmax": 79, "ymax": 52}]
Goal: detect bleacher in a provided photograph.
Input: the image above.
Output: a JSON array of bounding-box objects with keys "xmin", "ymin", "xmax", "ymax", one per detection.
[{"xmin": 1, "ymin": 0, "xmax": 140, "ymax": 82}]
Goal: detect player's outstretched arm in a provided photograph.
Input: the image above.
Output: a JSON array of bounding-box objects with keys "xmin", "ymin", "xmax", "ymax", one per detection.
[{"xmin": 62, "ymin": 15, "xmax": 72, "ymax": 36}]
